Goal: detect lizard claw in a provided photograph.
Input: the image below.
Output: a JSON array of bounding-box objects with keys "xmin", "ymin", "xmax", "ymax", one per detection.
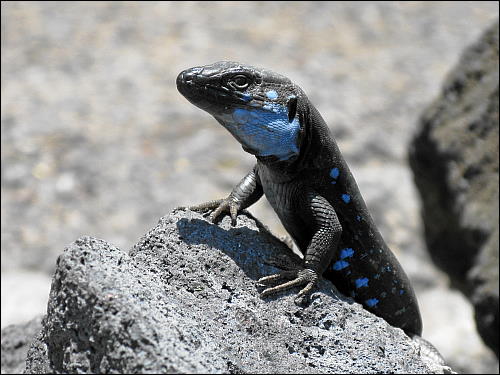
[{"xmin": 229, "ymin": 203, "xmax": 238, "ymax": 226}]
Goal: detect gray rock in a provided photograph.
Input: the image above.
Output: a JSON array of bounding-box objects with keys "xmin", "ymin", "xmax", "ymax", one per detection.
[
  {"xmin": 24, "ymin": 210, "xmax": 448, "ymax": 373},
  {"xmin": 2, "ymin": 315, "xmax": 42, "ymax": 374},
  {"xmin": 1, "ymin": 315, "xmax": 43, "ymax": 374},
  {"xmin": 409, "ymin": 21, "xmax": 499, "ymax": 357}
]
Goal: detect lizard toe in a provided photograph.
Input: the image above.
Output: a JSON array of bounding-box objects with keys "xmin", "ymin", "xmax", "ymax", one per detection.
[
  {"xmin": 259, "ymin": 268, "xmax": 318, "ymax": 298},
  {"xmin": 257, "ymin": 270, "xmax": 297, "ymax": 285}
]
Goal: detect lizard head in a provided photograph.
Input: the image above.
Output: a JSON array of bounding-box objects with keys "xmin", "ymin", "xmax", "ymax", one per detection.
[{"xmin": 177, "ymin": 61, "xmax": 306, "ymax": 162}]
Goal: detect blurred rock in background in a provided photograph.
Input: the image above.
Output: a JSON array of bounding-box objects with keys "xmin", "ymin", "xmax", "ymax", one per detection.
[
  {"xmin": 1, "ymin": 2, "xmax": 498, "ymax": 373},
  {"xmin": 409, "ymin": 21, "xmax": 499, "ymax": 358}
]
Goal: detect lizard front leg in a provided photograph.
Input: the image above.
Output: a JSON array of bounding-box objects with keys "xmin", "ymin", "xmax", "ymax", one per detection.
[
  {"xmin": 179, "ymin": 164, "xmax": 263, "ymax": 225},
  {"xmin": 260, "ymin": 190, "xmax": 342, "ymax": 298}
]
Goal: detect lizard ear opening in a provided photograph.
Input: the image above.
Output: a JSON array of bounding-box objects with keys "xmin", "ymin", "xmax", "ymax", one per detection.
[{"xmin": 287, "ymin": 96, "xmax": 298, "ymax": 123}]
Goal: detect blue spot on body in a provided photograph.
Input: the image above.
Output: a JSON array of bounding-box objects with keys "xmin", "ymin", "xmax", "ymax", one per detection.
[
  {"xmin": 266, "ymin": 90, "xmax": 278, "ymax": 100},
  {"xmin": 380, "ymin": 292, "xmax": 387, "ymax": 298},
  {"xmin": 331, "ymin": 181, "xmax": 337, "ymax": 185},
  {"xmin": 342, "ymin": 194, "xmax": 351, "ymax": 203},
  {"xmin": 365, "ymin": 298, "xmax": 379, "ymax": 307},
  {"xmin": 330, "ymin": 167, "xmax": 340, "ymax": 179},
  {"xmin": 373, "ymin": 273, "xmax": 380, "ymax": 279},
  {"xmin": 333, "ymin": 260, "xmax": 349, "ymax": 271},
  {"xmin": 355, "ymin": 277, "xmax": 369, "ymax": 288},
  {"xmin": 340, "ymin": 248, "xmax": 354, "ymax": 259},
  {"xmin": 356, "ymin": 215, "xmax": 362, "ymax": 221},
  {"xmin": 399, "ymin": 289, "xmax": 405, "ymax": 295}
]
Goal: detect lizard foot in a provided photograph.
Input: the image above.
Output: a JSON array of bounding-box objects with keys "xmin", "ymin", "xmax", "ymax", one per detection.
[
  {"xmin": 176, "ymin": 197, "xmax": 240, "ymax": 225},
  {"xmin": 258, "ymin": 268, "xmax": 318, "ymax": 299}
]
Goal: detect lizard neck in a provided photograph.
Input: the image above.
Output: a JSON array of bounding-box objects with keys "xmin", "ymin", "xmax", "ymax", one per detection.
[{"xmin": 258, "ymin": 101, "xmax": 338, "ymax": 175}]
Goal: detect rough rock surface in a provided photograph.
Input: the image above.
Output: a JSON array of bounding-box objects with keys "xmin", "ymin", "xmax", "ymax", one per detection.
[
  {"xmin": 1, "ymin": 315, "xmax": 43, "ymax": 374},
  {"xmin": 23, "ymin": 210, "xmax": 447, "ymax": 374},
  {"xmin": 409, "ymin": 21, "xmax": 499, "ymax": 357}
]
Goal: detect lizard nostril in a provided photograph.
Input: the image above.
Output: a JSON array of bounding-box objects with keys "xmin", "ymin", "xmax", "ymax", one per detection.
[
  {"xmin": 176, "ymin": 66, "xmax": 209, "ymax": 91},
  {"xmin": 176, "ymin": 71, "xmax": 194, "ymax": 90},
  {"xmin": 179, "ymin": 71, "xmax": 189, "ymax": 82},
  {"xmin": 177, "ymin": 67, "xmax": 206, "ymax": 89},
  {"xmin": 183, "ymin": 72, "xmax": 194, "ymax": 82}
]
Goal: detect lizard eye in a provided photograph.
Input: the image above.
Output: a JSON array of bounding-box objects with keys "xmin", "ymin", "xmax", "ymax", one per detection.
[{"xmin": 230, "ymin": 75, "xmax": 250, "ymax": 89}]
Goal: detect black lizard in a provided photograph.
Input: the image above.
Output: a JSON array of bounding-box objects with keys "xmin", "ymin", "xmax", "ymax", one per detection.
[{"xmin": 176, "ymin": 61, "xmax": 445, "ymax": 364}]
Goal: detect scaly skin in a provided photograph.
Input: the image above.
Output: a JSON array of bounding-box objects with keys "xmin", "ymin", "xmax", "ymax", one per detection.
[{"xmin": 176, "ymin": 62, "xmax": 444, "ymax": 364}]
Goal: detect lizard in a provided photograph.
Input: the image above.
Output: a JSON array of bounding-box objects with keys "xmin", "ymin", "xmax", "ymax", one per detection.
[{"xmin": 176, "ymin": 61, "xmax": 445, "ymax": 365}]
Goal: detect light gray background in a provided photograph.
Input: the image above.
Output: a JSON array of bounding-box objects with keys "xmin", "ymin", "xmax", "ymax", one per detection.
[{"xmin": 1, "ymin": 1, "xmax": 498, "ymax": 373}]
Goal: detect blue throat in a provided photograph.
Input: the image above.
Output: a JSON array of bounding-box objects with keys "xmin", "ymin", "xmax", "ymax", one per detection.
[{"xmin": 215, "ymin": 101, "xmax": 300, "ymax": 161}]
